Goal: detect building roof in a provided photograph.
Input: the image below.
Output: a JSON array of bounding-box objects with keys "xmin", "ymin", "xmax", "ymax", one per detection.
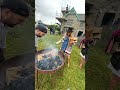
[
  {"xmin": 77, "ymin": 14, "xmax": 85, "ymax": 21},
  {"xmin": 64, "ymin": 7, "xmax": 85, "ymax": 22}
]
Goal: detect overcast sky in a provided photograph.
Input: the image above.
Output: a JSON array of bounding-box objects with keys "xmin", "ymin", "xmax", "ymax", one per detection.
[{"xmin": 35, "ymin": 0, "xmax": 85, "ymax": 25}]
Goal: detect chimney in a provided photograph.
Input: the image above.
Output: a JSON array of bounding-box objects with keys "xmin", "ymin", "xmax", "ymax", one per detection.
[
  {"xmin": 66, "ymin": 5, "xmax": 68, "ymax": 11},
  {"xmin": 61, "ymin": 5, "xmax": 69, "ymax": 16}
]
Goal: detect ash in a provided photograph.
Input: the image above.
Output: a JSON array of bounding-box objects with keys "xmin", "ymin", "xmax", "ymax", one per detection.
[{"xmin": 6, "ymin": 66, "xmax": 34, "ymax": 90}]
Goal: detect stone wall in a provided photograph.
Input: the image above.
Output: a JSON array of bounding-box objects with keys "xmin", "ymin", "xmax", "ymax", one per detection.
[{"xmin": 62, "ymin": 14, "xmax": 85, "ymax": 37}]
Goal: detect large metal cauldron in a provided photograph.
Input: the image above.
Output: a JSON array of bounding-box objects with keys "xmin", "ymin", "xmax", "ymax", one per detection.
[
  {"xmin": 35, "ymin": 48, "xmax": 65, "ymax": 74},
  {"xmin": 0, "ymin": 53, "xmax": 34, "ymax": 90}
]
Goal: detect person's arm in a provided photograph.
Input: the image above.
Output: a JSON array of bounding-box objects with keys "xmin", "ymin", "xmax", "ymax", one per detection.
[
  {"xmin": 79, "ymin": 39, "xmax": 83, "ymax": 48},
  {"xmin": 56, "ymin": 34, "xmax": 66, "ymax": 44},
  {"xmin": 79, "ymin": 43, "xmax": 84, "ymax": 49}
]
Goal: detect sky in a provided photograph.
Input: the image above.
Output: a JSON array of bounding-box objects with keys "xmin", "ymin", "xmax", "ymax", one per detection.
[{"xmin": 35, "ymin": 0, "xmax": 85, "ymax": 25}]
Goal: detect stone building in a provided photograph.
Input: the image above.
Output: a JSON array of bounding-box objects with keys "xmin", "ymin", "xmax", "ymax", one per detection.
[
  {"xmin": 56, "ymin": 5, "xmax": 85, "ymax": 37},
  {"xmin": 86, "ymin": 0, "xmax": 120, "ymax": 27},
  {"xmin": 85, "ymin": 0, "xmax": 120, "ymax": 48},
  {"xmin": 86, "ymin": 0, "xmax": 120, "ymax": 39}
]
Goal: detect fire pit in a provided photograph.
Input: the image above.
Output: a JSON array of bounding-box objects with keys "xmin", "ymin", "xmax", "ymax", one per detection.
[{"xmin": 35, "ymin": 48, "xmax": 65, "ymax": 74}]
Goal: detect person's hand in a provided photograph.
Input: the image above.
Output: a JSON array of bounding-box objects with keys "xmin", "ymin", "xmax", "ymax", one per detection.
[
  {"xmin": 56, "ymin": 41, "xmax": 60, "ymax": 44},
  {"xmin": 56, "ymin": 39, "xmax": 63, "ymax": 44}
]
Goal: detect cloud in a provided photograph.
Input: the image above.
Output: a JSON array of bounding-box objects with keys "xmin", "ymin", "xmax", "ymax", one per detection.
[{"xmin": 35, "ymin": 0, "xmax": 85, "ymax": 24}]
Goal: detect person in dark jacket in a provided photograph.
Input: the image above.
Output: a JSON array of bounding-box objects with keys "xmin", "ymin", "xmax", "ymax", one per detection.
[
  {"xmin": 35, "ymin": 23, "xmax": 47, "ymax": 51},
  {"xmin": 0, "ymin": 0, "xmax": 29, "ymax": 63},
  {"xmin": 0, "ymin": 0, "xmax": 30, "ymax": 89}
]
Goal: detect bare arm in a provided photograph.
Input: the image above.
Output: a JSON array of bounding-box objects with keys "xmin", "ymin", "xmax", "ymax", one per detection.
[
  {"xmin": 79, "ymin": 43, "xmax": 82, "ymax": 48},
  {"xmin": 56, "ymin": 34, "xmax": 66, "ymax": 44}
]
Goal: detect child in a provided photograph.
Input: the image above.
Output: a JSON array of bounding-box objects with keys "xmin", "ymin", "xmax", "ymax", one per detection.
[
  {"xmin": 56, "ymin": 28, "xmax": 77, "ymax": 67},
  {"xmin": 79, "ymin": 30, "xmax": 96, "ymax": 69},
  {"xmin": 56, "ymin": 28, "xmax": 73, "ymax": 53},
  {"xmin": 65, "ymin": 37, "xmax": 77, "ymax": 67},
  {"xmin": 79, "ymin": 37, "xmax": 86, "ymax": 69}
]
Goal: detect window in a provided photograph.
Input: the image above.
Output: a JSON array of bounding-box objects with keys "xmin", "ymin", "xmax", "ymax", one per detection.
[{"xmin": 101, "ymin": 13, "xmax": 115, "ymax": 25}]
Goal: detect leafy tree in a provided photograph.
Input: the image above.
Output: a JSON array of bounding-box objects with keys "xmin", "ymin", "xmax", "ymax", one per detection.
[{"xmin": 47, "ymin": 24, "xmax": 60, "ymax": 31}]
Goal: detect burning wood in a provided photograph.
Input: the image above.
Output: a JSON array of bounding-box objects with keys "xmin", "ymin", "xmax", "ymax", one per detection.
[
  {"xmin": 37, "ymin": 49, "xmax": 58, "ymax": 61},
  {"xmin": 37, "ymin": 54, "xmax": 44, "ymax": 61},
  {"xmin": 6, "ymin": 66, "xmax": 34, "ymax": 90}
]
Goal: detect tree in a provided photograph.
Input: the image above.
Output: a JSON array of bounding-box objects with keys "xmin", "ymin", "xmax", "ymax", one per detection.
[{"xmin": 47, "ymin": 24, "xmax": 60, "ymax": 31}]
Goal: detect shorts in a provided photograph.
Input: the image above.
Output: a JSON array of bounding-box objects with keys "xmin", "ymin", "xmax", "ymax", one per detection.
[
  {"xmin": 110, "ymin": 52, "xmax": 120, "ymax": 70},
  {"xmin": 108, "ymin": 62, "xmax": 120, "ymax": 77},
  {"xmin": 80, "ymin": 52, "xmax": 88, "ymax": 62},
  {"xmin": 65, "ymin": 45, "xmax": 72, "ymax": 55},
  {"xmin": 80, "ymin": 52, "xmax": 85, "ymax": 59},
  {"xmin": 80, "ymin": 48, "xmax": 88, "ymax": 61}
]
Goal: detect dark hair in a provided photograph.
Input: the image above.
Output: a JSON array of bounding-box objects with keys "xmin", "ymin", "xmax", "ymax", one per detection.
[
  {"xmin": 1, "ymin": 0, "xmax": 29, "ymax": 17},
  {"xmin": 66, "ymin": 28, "xmax": 73, "ymax": 37},
  {"xmin": 67, "ymin": 27, "xmax": 73, "ymax": 33},
  {"xmin": 35, "ymin": 24, "xmax": 47, "ymax": 33}
]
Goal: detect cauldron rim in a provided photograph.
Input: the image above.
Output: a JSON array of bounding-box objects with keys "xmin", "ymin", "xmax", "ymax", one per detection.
[{"xmin": 35, "ymin": 48, "xmax": 65, "ymax": 74}]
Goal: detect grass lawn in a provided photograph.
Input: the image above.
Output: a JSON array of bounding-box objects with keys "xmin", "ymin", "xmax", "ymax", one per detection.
[
  {"xmin": 36, "ymin": 34, "xmax": 85, "ymax": 90},
  {"xmin": 86, "ymin": 43, "xmax": 120, "ymax": 90},
  {"xmin": 5, "ymin": 21, "xmax": 120, "ymax": 90},
  {"xmin": 36, "ymin": 34, "xmax": 120, "ymax": 90}
]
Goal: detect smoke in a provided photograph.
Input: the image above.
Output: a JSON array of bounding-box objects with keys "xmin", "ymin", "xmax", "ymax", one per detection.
[
  {"xmin": 48, "ymin": 44, "xmax": 58, "ymax": 51},
  {"xmin": 39, "ymin": 35, "xmax": 59, "ymax": 54}
]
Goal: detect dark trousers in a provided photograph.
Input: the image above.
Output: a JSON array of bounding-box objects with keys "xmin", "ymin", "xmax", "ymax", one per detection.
[{"xmin": 0, "ymin": 48, "xmax": 5, "ymax": 63}]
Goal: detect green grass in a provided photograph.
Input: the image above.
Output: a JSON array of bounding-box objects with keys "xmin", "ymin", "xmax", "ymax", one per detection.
[
  {"xmin": 5, "ymin": 20, "xmax": 120, "ymax": 90},
  {"xmin": 37, "ymin": 34, "xmax": 120, "ymax": 90},
  {"xmin": 36, "ymin": 34, "xmax": 85, "ymax": 90},
  {"xmin": 86, "ymin": 44, "xmax": 120, "ymax": 90}
]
